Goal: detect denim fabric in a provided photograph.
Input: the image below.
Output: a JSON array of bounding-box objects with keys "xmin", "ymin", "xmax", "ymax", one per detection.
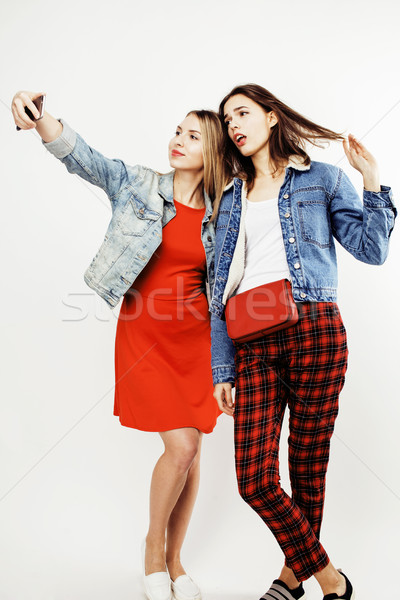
[
  {"xmin": 43, "ymin": 120, "xmax": 216, "ymax": 308},
  {"xmin": 210, "ymin": 162, "xmax": 396, "ymax": 385}
]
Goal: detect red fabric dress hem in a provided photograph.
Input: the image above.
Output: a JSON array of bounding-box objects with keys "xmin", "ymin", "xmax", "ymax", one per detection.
[{"xmin": 113, "ymin": 411, "xmax": 219, "ymax": 434}]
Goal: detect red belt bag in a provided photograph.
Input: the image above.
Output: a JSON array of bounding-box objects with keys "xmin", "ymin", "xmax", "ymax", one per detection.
[{"xmin": 225, "ymin": 279, "xmax": 299, "ymax": 343}]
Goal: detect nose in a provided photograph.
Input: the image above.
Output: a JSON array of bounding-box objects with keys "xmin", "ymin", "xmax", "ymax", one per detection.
[{"xmin": 228, "ymin": 119, "xmax": 238, "ymax": 134}]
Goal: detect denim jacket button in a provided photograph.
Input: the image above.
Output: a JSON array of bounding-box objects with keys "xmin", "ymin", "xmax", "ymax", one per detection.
[
  {"xmin": 285, "ymin": 212, "xmax": 290, "ymax": 218},
  {"xmin": 207, "ymin": 235, "xmax": 212, "ymax": 242},
  {"xmin": 289, "ymin": 237, "xmax": 295, "ymax": 243},
  {"xmin": 294, "ymin": 262, "xmax": 301, "ymax": 269},
  {"xmin": 300, "ymin": 292, "xmax": 306, "ymax": 298},
  {"xmin": 283, "ymin": 193, "xmax": 289, "ymax": 199}
]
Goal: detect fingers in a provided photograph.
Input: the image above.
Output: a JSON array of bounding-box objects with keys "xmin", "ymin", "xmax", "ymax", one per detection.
[
  {"xmin": 223, "ymin": 384, "xmax": 234, "ymax": 416},
  {"xmin": 12, "ymin": 98, "xmax": 36, "ymax": 129},
  {"xmin": 348, "ymin": 133, "xmax": 371, "ymax": 159},
  {"xmin": 348, "ymin": 133, "xmax": 363, "ymax": 154},
  {"xmin": 24, "ymin": 92, "xmax": 42, "ymax": 120},
  {"xmin": 349, "ymin": 133, "xmax": 363, "ymax": 148},
  {"xmin": 12, "ymin": 98, "xmax": 36, "ymax": 130},
  {"xmin": 343, "ymin": 134, "xmax": 366, "ymax": 168},
  {"xmin": 344, "ymin": 133, "xmax": 378, "ymax": 177},
  {"xmin": 11, "ymin": 91, "xmax": 41, "ymax": 130},
  {"xmin": 213, "ymin": 383, "xmax": 235, "ymax": 417}
]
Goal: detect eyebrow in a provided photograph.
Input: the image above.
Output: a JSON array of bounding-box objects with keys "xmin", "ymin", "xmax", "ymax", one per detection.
[
  {"xmin": 223, "ymin": 105, "xmax": 249, "ymax": 120},
  {"xmin": 176, "ymin": 125, "xmax": 201, "ymax": 135}
]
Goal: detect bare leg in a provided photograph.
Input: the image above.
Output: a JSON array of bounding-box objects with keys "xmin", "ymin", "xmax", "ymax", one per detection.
[
  {"xmin": 314, "ymin": 562, "xmax": 346, "ymax": 596},
  {"xmin": 277, "ymin": 565, "xmax": 301, "ymax": 590},
  {"xmin": 278, "ymin": 562, "xmax": 346, "ymax": 596},
  {"xmin": 166, "ymin": 434, "xmax": 203, "ymax": 580},
  {"xmin": 145, "ymin": 427, "xmax": 201, "ymax": 576}
]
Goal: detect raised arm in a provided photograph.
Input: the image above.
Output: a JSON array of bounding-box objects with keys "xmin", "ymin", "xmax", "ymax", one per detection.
[
  {"xmin": 11, "ymin": 90, "xmax": 136, "ymax": 201},
  {"xmin": 329, "ymin": 136, "xmax": 396, "ymax": 264}
]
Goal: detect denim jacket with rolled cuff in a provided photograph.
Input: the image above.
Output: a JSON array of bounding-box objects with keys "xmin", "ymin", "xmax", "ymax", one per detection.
[
  {"xmin": 210, "ymin": 158, "xmax": 396, "ymax": 386},
  {"xmin": 42, "ymin": 120, "xmax": 216, "ymax": 308}
]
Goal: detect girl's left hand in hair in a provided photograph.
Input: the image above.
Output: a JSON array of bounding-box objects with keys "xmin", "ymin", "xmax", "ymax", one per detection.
[{"xmin": 343, "ymin": 134, "xmax": 380, "ymax": 192}]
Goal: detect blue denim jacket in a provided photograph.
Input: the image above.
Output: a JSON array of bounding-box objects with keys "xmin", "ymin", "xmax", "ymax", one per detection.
[
  {"xmin": 43, "ymin": 120, "xmax": 216, "ymax": 308},
  {"xmin": 210, "ymin": 158, "xmax": 396, "ymax": 385}
]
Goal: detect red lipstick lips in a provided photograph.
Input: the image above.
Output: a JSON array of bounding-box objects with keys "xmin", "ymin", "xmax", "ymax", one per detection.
[
  {"xmin": 234, "ymin": 132, "xmax": 246, "ymax": 147},
  {"xmin": 171, "ymin": 149, "xmax": 184, "ymax": 157}
]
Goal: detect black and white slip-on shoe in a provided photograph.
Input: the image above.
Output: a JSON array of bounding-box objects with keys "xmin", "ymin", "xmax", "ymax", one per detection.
[
  {"xmin": 260, "ymin": 578, "xmax": 306, "ymax": 600},
  {"xmin": 322, "ymin": 570, "xmax": 354, "ymax": 600}
]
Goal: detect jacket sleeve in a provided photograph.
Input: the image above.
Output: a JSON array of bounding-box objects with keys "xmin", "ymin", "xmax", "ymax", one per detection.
[
  {"xmin": 330, "ymin": 168, "xmax": 396, "ymax": 265},
  {"xmin": 42, "ymin": 119, "xmax": 138, "ymax": 201},
  {"xmin": 211, "ymin": 313, "xmax": 236, "ymax": 386},
  {"xmin": 209, "ymin": 186, "xmax": 237, "ymax": 386}
]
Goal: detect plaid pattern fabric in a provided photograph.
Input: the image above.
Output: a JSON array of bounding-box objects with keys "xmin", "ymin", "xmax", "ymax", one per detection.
[{"xmin": 234, "ymin": 302, "xmax": 348, "ymax": 582}]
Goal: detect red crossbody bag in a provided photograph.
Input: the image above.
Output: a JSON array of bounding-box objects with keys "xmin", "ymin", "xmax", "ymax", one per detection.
[{"xmin": 225, "ymin": 279, "xmax": 299, "ymax": 343}]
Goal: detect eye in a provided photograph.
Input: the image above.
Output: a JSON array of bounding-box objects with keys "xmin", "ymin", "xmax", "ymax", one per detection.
[
  {"xmin": 175, "ymin": 130, "xmax": 181, "ymax": 136},
  {"xmin": 224, "ymin": 119, "xmax": 231, "ymax": 126},
  {"xmin": 239, "ymin": 111, "xmax": 248, "ymax": 117},
  {"xmin": 190, "ymin": 134, "xmax": 199, "ymax": 140}
]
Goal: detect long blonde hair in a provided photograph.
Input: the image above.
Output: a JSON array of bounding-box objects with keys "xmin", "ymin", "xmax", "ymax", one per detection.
[{"xmin": 187, "ymin": 110, "xmax": 228, "ymax": 220}]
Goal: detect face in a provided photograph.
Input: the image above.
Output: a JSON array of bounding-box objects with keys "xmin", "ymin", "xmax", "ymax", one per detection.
[
  {"xmin": 168, "ymin": 114, "xmax": 204, "ymax": 172},
  {"xmin": 223, "ymin": 94, "xmax": 277, "ymax": 157}
]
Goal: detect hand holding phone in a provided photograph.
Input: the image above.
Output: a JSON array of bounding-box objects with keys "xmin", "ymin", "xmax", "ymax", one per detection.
[{"xmin": 15, "ymin": 94, "xmax": 46, "ymax": 131}]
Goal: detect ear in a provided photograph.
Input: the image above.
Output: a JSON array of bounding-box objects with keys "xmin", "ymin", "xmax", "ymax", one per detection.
[{"xmin": 268, "ymin": 111, "xmax": 278, "ymax": 128}]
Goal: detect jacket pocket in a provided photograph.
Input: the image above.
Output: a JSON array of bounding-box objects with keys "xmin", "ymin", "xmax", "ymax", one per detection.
[
  {"xmin": 298, "ymin": 200, "xmax": 332, "ymax": 248},
  {"xmin": 119, "ymin": 193, "xmax": 160, "ymax": 237}
]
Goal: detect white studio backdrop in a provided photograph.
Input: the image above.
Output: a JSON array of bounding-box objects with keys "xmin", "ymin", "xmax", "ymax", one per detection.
[{"xmin": 0, "ymin": 0, "xmax": 399, "ymax": 598}]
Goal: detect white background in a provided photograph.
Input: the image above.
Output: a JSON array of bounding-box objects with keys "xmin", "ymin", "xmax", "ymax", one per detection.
[{"xmin": 1, "ymin": 1, "xmax": 399, "ymax": 598}]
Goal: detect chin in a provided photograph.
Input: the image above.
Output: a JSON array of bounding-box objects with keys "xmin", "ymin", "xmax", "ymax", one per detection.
[
  {"xmin": 238, "ymin": 146, "xmax": 254, "ymax": 158},
  {"xmin": 169, "ymin": 156, "xmax": 182, "ymax": 168}
]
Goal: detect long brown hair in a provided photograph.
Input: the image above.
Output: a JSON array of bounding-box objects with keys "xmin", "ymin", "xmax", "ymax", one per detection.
[
  {"xmin": 218, "ymin": 83, "xmax": 344, "ymax": 193},
  {"xmin": 187, "ymin": 110, "xmax": 228, "ymax": 213}
]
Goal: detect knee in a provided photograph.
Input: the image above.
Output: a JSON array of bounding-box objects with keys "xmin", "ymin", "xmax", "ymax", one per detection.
[
  {"xmin": 166, "ymin": 439, "xmax": 200, "ymax": 474},
  {"xmin": 237, "ymin": 477, "xmax": 279, "ymax": 507}
]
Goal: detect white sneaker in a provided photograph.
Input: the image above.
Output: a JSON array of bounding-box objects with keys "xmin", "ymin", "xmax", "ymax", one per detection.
[
  {"xmin": 171, "ymin": 574, "xmax": 201, "ymax": 600},
  {"xmin": 141, "ymin": 540, "xmax": 172, "ymax": 600}
]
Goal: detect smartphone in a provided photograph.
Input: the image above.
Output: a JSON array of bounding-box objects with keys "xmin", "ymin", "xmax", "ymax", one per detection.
[{"xmin": 16, "ymin": 94, "xmax": 46, "ymax": 131}]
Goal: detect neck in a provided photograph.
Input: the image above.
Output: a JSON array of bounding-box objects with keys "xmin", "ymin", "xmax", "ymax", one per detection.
[
  {"xmin": 251, "ymin": 145, "xmax": 285, "ymax": 179},
  {"xmin": 173, "ymin": 169, "xmax": 205, "ymax": 207}
]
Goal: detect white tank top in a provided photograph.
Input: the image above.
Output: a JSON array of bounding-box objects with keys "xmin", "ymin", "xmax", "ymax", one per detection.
[{"xmin": 236, "ymin": 197, "xmax": 291, "ymax": 295}]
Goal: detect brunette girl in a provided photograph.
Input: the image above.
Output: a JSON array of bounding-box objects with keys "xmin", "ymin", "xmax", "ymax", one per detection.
[
  {"xmin": 211, "ymin": 83, "xmax": 396, "ymax": 600},
  {"xmin": 11, "ymin": 90, "xmax": 226, "ymax": 600}
]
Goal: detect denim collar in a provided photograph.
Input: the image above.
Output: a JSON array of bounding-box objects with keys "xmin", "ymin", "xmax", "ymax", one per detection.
[{"xmin": 158, "ymin": 169, "xmax": 213, "ymax": 220}]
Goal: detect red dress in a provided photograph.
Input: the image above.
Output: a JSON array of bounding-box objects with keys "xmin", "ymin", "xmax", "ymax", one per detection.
[{"xmin": 113, "ymin": 199, "xmax": 220, "ymax": 433}]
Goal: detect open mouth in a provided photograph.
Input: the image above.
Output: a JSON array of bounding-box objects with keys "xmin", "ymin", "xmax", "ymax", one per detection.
[{"xmin": 235, "ymin": 134, "xmax": 246, "ymax": 147}]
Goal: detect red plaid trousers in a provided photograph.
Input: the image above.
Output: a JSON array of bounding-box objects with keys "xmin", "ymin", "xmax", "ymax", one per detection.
[{"xmin": 233, "ymin": 302, "xmax": 348, "ymax": 581}]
